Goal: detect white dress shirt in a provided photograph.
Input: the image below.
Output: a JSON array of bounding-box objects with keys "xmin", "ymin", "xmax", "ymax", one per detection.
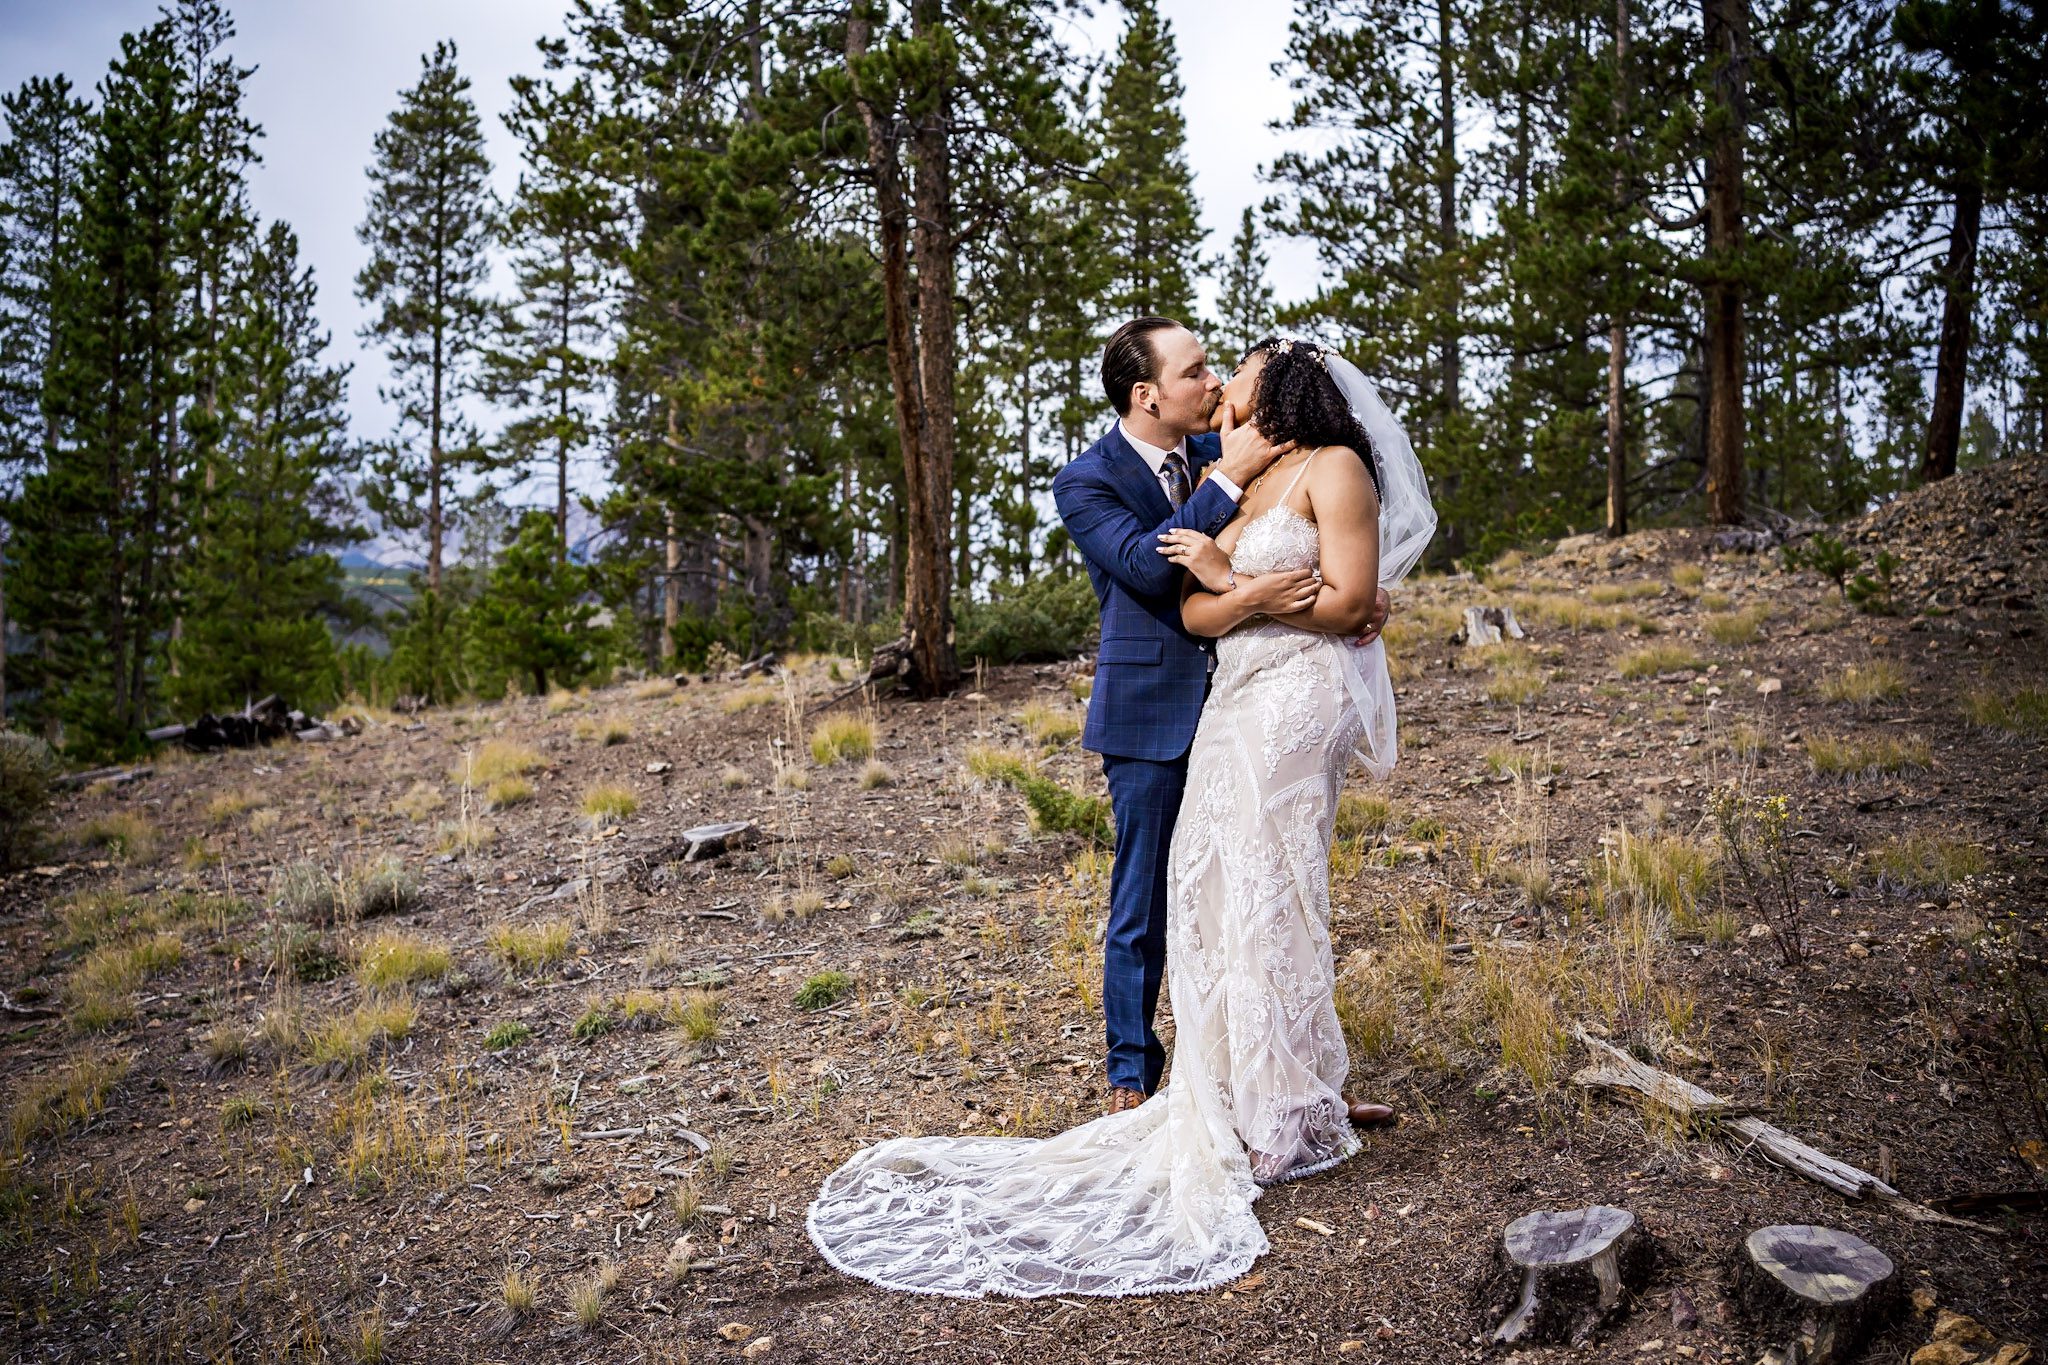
[{"xmin": 1119, "ymin": 421, "xmax": 1244, "ymax": 507}]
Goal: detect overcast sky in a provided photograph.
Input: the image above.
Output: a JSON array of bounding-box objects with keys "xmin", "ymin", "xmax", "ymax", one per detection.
[{"xmin": 1, "ymin": 0, "xmax": 1326, "ymax": 474}]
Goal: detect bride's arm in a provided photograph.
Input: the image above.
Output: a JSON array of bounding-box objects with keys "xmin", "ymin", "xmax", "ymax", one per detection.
[
  {"xmin": 1267, "ymin": 447, "xmax": 1382, "ymax": 636},
  {"xmin": 1180, "ymin": 566, "xmax": 1320, "ymax": 637}
]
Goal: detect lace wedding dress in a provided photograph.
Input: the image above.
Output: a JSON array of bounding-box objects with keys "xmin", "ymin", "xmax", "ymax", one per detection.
[{"xmin": 806, "ymin": 460, "xmax": 1399, "ymax": 1299}]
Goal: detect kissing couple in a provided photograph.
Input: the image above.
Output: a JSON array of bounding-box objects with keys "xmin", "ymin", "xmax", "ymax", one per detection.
[{"xmin": 807, "ymin": 317, "xmax": 1438, "ymax": 1298}]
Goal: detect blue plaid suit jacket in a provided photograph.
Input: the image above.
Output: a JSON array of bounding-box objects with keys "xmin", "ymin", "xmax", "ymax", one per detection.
[{"xmin": 1053, "ymin": 424, "xmax": 1236, "ymax": 762}]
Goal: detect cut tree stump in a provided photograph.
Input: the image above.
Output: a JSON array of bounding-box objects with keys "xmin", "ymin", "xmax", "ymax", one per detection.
[
  {"xmin": 1487, "ymin": 1205, "xmax": 1653, "ymax": 1346},
  {"xmin": 51, "ymin": 763, "xmax": 154, "ymax": 791},
  {"xmin": 1738, "ymin": 1224, "xmax": 1897, "ymax": 1365},
  {"xmin": 676, "ymin": 822, "xmax": 757, "ymax": 863},
  {"xmin": 1454, "ymin": 604, "xmax": 1527, "ymax": 647}
]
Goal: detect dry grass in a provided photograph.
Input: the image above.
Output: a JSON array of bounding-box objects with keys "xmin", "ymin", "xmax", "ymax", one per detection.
[
  {"xmin": 859, "ymin": 759, "xmax": 894, "ymax": 790},
  {"xmin": 1478, "ymin": 643, "xmax": 1546, "ymax": 705},
  {"xmin": 76, "ymin": 811, "xmax": 158, "ymax": 862},
  {"xmin": 1588, "ymin": 579, "xmax": 1665, "ymax": 604},
  {"xmin": 1511, "ymin": 593, "xmax": 1642, "ymax": 634},
  {"xmin": 432, "ymin": 816, "xmax": 496, "ymax": 854},
  {"xmin": 809, "ymin": 713, "xmax": 876, "ymax": 765},
  {"xmin": 7, "ymin": 1051, "xmax": 131, "ymax": 1153},
  {"xmin": 501, "ymin": 1266, "xmax": 536, "ymax": 1317},
  {"xmin": 1484, "ymin": 746, "xmax": 1562, "ymax": 780},
  {"xmin": 1598, "ymin": 824, "xmax": 1715, "ymax": 934},
  {"xmin": 1704, "ymin": 604, "xmax": 1771, "ymax": 644},
  {"xmin": 300, "ymin": 996, "xmax": 417, "ymax": 1072},
  {"xmin": 720, "ymin": 765, "xmax": 751, "ymax": 789},
  {"xmin": 545, "ymin": 688, "xmax": 582, "ymax": 716},
  {"xmin": 485, "ymin": 777, "xmax": 534, "ymax": 810},
  {"xmin": 352, "ymin": 931, "xmax": 453, "ymax": 990},
  {"xmin": 391, "ymin": 781, "xmax": 445, "ymax": 823},
  {"xmin": 572, "ymin": 714, "xmax": 633, "ymax": 745},
  {"xmin": 721, "ymin": 687, "xmax": 778, "ymax": 714},
  {"xmin": 632, "ymin": 678, "xmax": 676, "ymax": 701},
  {"xmin": 1804, "ymin": 731, "xmax": 1932, "ymax": 781},
  {"xmin": 1670, "ymin": 564, "xmax": 1705, "ymax": 591},
  {"xmin": 581, "ymin": 784, "xmax": 638, "ymax": 827},
  {"xmin": 1018, "ymin": 700, "xmax": 1081, "ymax": 746},
  {"xmin": 1960, "ymin": 684, "xmax": 2048, "ymax": 737},
  {"xmin": 347, "ymin": 856, "xmax": 422, "ymax": 919},
  {"xmin": 1865, "ymin": 833, "xmax": 1989, "ymax": 896},
  {"xmin": 1818, "ymin": 660, "xmax": 1907, "ymax": 706},
  {"xmin": 66, "ymin": 933, "xmax": 184, "ymax": 1034},
  {"xmin": 1616, "ymin": 642, "xmax": 1701, "ymax": 679},
  {"xmin": 464, "ymin": 740, "xmax": 544, "ymax": 784},
  {"xmin": 206, "ymin": 789, "xmax": 268, "ymax": 826},
  {"xmin": 487, "ymin": 920, "xmax": 574, "ymax": 974}
]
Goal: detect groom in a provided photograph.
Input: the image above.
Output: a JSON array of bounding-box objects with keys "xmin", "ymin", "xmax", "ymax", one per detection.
[{"xmin": 1053, "ymin": 317, "xmax": 1394, "ymax": 1117}]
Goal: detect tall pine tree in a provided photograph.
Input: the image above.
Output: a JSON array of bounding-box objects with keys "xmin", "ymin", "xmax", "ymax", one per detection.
[
  {"xmin": 170, "ymin": 220, "xmax": 362, "ymax": 713},
  {"xmin": 1091, "ymin": 0, "xmax": 1205, "ymax": 323},
  {"xmin": 1214, "ymin": 206, "xmax": 1276, "ymax": 369}
]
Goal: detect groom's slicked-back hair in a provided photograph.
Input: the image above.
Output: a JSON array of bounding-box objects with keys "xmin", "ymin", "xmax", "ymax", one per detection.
[{"xmin": 1101, "ymin": 316, "xmax": 1185, "ymax": 416}]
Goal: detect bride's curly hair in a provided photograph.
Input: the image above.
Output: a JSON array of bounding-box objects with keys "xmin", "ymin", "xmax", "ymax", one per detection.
[{"xmin": 1244, "ymin": 337, "xmax": 1383, "ymax": 500}]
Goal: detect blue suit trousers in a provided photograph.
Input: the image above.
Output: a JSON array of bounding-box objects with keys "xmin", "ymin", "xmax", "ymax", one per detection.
[{"xmin": 1100, "ymin": 749, "xmax": 1190, "ymax": 1094}]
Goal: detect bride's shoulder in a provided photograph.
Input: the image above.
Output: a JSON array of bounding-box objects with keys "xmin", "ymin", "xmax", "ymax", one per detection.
[{"xmin": 1306, "ymin": 445, "xmax": 1380, "ymax": 509}]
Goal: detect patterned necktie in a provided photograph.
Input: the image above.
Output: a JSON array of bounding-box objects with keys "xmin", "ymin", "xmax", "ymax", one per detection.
[{"xmin": 1162, "ymin": 449, "xmax": 1191, "ymax": 509}]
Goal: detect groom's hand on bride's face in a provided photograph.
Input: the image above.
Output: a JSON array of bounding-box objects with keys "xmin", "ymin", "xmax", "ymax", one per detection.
[
  {"xmin": 1351, "ymin": 586, "xmax": 1392, "ymax": 646},
  {"xmin": 1215, "ymin": 404, "xmax": 1296, "ymax": 489}
]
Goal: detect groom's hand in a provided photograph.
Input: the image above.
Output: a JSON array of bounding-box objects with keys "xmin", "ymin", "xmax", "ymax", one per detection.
[
  {"xmin": 1352, "ymin": 587, "xmax": 1392, "ymax": 646},
  {"xmin": 1215, "ymin": 404, "xmax": 1296, "ymax": 490}
]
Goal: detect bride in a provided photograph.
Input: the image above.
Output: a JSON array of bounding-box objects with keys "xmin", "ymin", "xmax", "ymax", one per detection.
[{"xmin": 806, "ymin": 338, "xmax": 1437, "ymax": 1299}]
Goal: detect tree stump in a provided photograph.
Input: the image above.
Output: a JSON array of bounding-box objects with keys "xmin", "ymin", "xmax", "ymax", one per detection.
[
  {"xmin": 1737, "ymin": 1224, "xmax": 1897, "ymax": 1365},
  {"xmin": 677, "ymin": 821, "xmax": 757, "ymax": 863},
  {"xmin": 1487, "ymin": 1205, "xmax": 1653, "ymax": 1346},
  {"xmin": 1455, "ymin": 604, "xmax": 1527, "ymax": 647}
]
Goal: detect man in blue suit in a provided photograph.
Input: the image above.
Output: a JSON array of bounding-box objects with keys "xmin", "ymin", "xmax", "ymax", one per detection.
[{"xmin": 1053, "ymin": 317, "xmax": 1391, "ymax": 1115}]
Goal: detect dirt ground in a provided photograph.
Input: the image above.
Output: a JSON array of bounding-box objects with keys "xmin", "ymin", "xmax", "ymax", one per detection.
[{"xmin": 4, "ymin": 460, "xmax": 2045, "ymax": 1365}]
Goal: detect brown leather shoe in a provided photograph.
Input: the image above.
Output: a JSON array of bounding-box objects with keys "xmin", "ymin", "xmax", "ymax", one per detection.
[
  {"xmin": 1345, "ymin": 1097, "xmax": 1396, "ymax": 1127},
  {"xmin": 1107, "ymin": 1086, "xmax": 1147, "ymax": 1115}
]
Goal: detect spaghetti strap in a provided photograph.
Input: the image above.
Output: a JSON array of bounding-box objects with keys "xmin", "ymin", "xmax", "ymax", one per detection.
[{"xmin": 1277, "ymin": 447, "xmax": 1321, "ymax": 503}]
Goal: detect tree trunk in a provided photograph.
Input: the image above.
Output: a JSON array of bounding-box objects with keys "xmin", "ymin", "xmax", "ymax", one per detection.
[
  {"xmin": 1435, "ymin": 0, "xmax": 1462, "ymax": 418},
  {"xmin": 848, "ymin": 2, "xmax": 959, "ymax": 698},
  {"xmin": 1606, "ymin": 0, "xmax": 1631, "ymax": 536},
  {"xmin": 1701, "ymin": 0, "xmax": 1748, "ymax": 525},
  {"xmin": 1921, "ymin": 179, "xmax": 1982, "ymax": 484},
  {"xmin": 663, "ymin": 505, "xmax": 681, "ymax": 664}
]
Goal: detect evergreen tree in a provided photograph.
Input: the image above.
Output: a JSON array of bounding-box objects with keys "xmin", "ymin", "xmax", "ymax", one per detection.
[
  {"xmin": 0, "ymin": 75, "xmax": 92, "ymax": 722},
  {"xmin": 1091, "ymin": 0, "xmax": 1205, "ymax": 322},
  {"xmin": 355, "ymin": 40, "xmax": 498, "ymax": 599},
  {"xmin": 1214, "ymin": 206, "xmax": 1275, "ymax": 369},
  {"xmin": 170, "ymin": 220, "xmax": 363, "ymax": 714},
  {"xmin": 13, "ymin": 23, "xmax": 197, "ymax": 753},
  {"xmin": 486, "ymin": 69, "xmax": 613, "ymax": 553},
  {"xmin": 464, "ymin": 508, "xmax": 596, "ymax": 697}
]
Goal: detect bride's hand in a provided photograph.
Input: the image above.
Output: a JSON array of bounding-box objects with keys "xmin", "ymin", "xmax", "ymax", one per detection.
[
  {"xmin": 1156, "ymin": 529, "xmax": 1235, "ymax": 593},
  {"xmin": 1237, "ymin": 568, "xmax": 1320, "ymax": 617}
]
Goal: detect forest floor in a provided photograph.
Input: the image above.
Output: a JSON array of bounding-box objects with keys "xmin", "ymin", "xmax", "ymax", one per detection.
[{"xmin": 4, "ymin": 457, "xmax": 2046, "ymax": 1365}]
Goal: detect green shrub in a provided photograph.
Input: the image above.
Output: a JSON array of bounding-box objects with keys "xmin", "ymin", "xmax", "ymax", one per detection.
[
  {"xmin": 795, "ymin": 970, "xmax": 854, "ymax": 1011},
  {"xmin": 955, "ymin": 574, "xmax": 1098, "ymax": 664},
  {"xmin": 0, "ymin": 732, "xmax": 58, "ymax": 869}
]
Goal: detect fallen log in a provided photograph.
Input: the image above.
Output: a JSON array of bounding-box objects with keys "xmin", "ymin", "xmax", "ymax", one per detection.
[
  {"xmin": 51, "ymin": 764, "xmax": 155, "ymax": 791},
  {"xmin": 1570, "ymin": 1027, "xmax": 2000, "ymax": 1234}
]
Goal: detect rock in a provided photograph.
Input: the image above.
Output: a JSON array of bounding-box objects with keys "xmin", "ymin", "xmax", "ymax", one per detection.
[
  {"xmin": 1913, "ymin": 1287, "xmax": 1940, "ymax": 1314},
  {"xmin": 1909, "ymin": 1345, "xmax": 1979, "ymax": 1365},
  {"xmin": 1757, "ymin": 677, "xmax": 1783, "ymax": 696},
  {"xmin": 742, "ymin": 1337, "xmax": 775, "ymax": 1359},
  {"xmin": 1671, "ymin": 1286, "xmax": 1699, "ymax": 1330},
  {"xmin": 1738, "ymin": 1224, "xmax": 1898, "ymax": 1365},
  {"xmin": 1485, "ymin": 1205, "xmax": 1654, "ymax": 1346},
  {"xmin": 1987, "ymin": 1346, "xmax": 2034, "ymax": 1365},
  {"xmin": 718, "ymin": 1322, "xmax": 755, "ymax": 1341},
  {"xmin": 1933, "ymin": 1313, "xmax": 1998, "ymax": 1348}
]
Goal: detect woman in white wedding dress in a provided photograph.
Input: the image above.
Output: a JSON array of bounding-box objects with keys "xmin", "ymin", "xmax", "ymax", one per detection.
[{"xmin": 806, "ymin": 338, "xmax": 1437, "ymax": 1299}]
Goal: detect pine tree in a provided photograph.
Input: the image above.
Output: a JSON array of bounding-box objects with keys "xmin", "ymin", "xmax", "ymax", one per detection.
[
  {"xmin": 0, "ymin": 75, "xmax": 93, "ymax": 723},
  {"xmin": 464, "ymin": 508, "xmax": 596, "ymax": 698},
  {"xmin": 170, "ymin": 220, "xmax": 363, "ymax": 714},
  {"xmin": 355, "ymin": 40, "xmax": 498, "ymax": 599},
  {"xmin": 1214, "ymin": 206, "xmax": 1275, "ymax": 369},
  {"xmin": 1091, "ymin": 0, "xmax": 1205, "ymax": 322},
  {"xmin": 485, "ymin": 70, "xmax": 613, "ymax": 553},
  {"xmin": 13, "ymin": 23, "xmax": 197, "ymax": 752}
]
